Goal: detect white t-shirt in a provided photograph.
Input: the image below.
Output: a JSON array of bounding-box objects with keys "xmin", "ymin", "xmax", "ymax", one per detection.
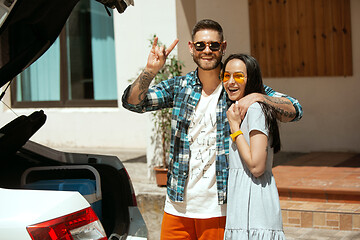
[{"xmin": 164, "ymin": 83, "xmax": 226, "ymax": 218}]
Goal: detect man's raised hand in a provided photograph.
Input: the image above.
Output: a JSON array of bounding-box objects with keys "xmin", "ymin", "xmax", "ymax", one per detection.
[{"xmin": 146, "ymin": 37, "xmax": 179, "ymax": 74}]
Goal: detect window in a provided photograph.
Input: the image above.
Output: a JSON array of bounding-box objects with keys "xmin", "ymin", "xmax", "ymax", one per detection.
[
  {"xmin": 12, "ymin": 0, "xmax": 118, "ymax": 107},
  {"xmin": 248, "ymin": 0, "xmax": 352, "ymax": 77}
]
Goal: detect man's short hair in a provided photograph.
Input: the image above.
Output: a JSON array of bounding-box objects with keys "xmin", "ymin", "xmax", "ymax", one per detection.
[{"xmin": 192, "ymin": 19, "xmax": 224, "ymax": 41}]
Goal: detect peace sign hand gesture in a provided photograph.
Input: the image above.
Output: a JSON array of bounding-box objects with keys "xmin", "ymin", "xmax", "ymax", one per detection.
[{"xmin": 145, "ymin": 37, "xmax": 179, "ymax": 74}]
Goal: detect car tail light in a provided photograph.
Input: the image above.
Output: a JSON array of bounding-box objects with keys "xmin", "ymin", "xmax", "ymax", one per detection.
[{"xmin": 27, "ymin": 207, "xmax": 107, "ymax": 240}]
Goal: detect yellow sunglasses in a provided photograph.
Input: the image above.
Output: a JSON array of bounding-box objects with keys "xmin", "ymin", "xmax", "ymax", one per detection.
[{"xmin": 222, "ymin": 71, "xmax": 246, "ymax": 84}]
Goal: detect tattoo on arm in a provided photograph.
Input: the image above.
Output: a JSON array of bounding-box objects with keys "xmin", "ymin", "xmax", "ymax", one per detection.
[
  {"xmin": 274, "ymin": 106, "xmax": 296, "ymax": 120},
  {"xmin": 263, "ymin": 96, "xmax": 296, "ymax": 120},
  {"xmin": 129, "ymin": 70, "xmax": 156, "ymax": 102},
  {"xmin": 264, "ymin": 96, "xmax": 291, "ymax": 105}
]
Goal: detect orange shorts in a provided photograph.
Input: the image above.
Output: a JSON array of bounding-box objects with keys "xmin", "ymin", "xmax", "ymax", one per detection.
[{"xmin": 160, "ymin": 212, "xmax": 226, "ymax": 240}]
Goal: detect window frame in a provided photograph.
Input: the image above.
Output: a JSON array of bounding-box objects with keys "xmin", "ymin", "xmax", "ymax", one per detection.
[{"xmin": 10, "ymin": 9, "xmax": 118, "ymax": 108}]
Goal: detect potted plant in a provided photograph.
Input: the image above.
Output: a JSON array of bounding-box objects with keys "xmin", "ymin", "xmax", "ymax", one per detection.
[{"xmin": 148, "ymin": 35, "xmax": 184, "ymax": 187}]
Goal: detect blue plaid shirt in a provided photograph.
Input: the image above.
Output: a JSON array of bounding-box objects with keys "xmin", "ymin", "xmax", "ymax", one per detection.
[{"xmin": 122, "ymin": 69, "xmax": 303, "ymax": 204}]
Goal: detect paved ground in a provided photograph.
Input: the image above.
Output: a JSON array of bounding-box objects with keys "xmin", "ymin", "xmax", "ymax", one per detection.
[
  {"xmin": 284, "ymin": 227, "xmax": 360, "ymax": 240},
  {"xmin": 65, "ymin": 148, "xmax": 360, "ymax": 239}
]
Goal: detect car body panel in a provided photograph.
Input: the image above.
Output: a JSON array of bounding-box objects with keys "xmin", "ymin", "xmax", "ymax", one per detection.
[
  {"xmin": 128, "ymin": 206, "xmax": 148, "ymax": 238},
  {"xmin": 0, "ymin": 188, "xmax": 90, "ymax": 239}
]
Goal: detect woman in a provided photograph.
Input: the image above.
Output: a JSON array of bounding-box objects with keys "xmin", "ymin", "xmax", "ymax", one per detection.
[{"xmin": 222, "ymin": 54, "xmax": 285, "ymax": 239}]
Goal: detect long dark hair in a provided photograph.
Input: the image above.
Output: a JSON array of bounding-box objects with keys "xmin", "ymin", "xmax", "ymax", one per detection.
[{"xmin": 222, "ymin": 53, "xmax": 281, "ymax": 153}]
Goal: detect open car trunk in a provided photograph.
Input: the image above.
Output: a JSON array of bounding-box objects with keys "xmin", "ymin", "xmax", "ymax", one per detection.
[
  {"xmin": 0, "ymin": 111, "xmax": 146, "ymax": 239},
  {"xmin": 0, "ymin": 0, "xmax": 145, "ymax": 239}
]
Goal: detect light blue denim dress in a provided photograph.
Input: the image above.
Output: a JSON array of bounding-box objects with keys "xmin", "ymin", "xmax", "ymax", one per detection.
[{"xmin": 224, "ymin": 103, "xmax": 286, "ymax": 240}]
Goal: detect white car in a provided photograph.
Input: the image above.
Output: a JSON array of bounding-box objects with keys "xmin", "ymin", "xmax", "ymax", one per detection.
[{"xmin": 0, "ymin": 0, "xmax": 148, "ymax": 239}]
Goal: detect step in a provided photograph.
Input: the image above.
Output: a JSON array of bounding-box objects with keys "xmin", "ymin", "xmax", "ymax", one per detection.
[
  {"xmin": 280, "ymin": 200, "xmax": 360, "ymax": 231},
  {"xmin": 274, "ymin": 165, "xmax": 360, "ymax": 203},
  {"xmin": 273, "ymin": 152, "xmax": 360, "ymax": 204}
]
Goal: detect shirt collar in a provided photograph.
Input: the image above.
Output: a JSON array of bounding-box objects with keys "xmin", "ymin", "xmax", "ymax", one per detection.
[{"xmin": 190, "ymin": 68, "xmax": 201, "ymax": 86}]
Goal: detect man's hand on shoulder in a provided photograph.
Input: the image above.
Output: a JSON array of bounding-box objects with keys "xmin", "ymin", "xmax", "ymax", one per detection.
[{"xmin": 234, "ymin": 93, "xmax": 264, "ymax": 120}]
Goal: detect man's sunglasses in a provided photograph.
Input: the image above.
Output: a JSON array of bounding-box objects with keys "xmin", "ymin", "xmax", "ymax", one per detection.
[
  {"xmin": 192, "ymin": 41, "xmax": 223, "ymax": 52},
  {"xmin": 222, "ymin": 71, "xmax": 246, "ymax": 84}
]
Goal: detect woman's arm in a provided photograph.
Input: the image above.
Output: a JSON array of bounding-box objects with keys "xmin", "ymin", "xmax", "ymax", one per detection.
[
  {"xmin": 233, "ymin": 130, "xmax": 267, "ymax": 178},
  {"xmin": 227, "ymin": 103, "xmax": 268, "ymax": 177}
]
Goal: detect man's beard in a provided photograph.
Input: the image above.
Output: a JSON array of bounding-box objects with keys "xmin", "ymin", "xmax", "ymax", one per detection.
[{"xmin": 193, "ymin": 53, "xmax": 222, "ymax": 71}]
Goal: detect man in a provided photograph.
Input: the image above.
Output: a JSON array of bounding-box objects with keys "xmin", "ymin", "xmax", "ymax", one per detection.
[{"xmin": 122, "ymin": 19, "xmax": 302, "ymax": 239}]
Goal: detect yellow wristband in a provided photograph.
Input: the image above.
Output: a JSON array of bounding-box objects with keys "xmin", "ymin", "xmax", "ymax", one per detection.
[{"xmin": 230, "ymin": 130, "xmax": 243, "ymax": 142}]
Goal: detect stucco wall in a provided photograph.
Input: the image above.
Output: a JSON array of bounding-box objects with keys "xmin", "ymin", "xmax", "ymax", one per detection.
[{"xmin": 176, "ymin": 0, "xmax": 360, "ymax": 153}]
